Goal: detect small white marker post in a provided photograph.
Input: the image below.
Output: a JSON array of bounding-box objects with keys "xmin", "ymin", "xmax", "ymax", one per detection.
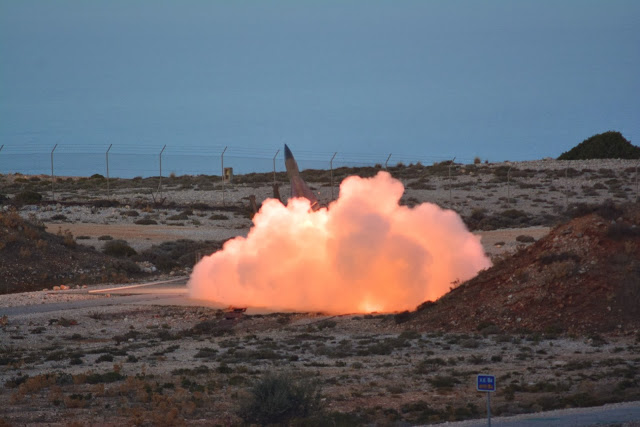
[{"xmin": 476, "ymin": 374, "xmax": 496, "ymax": 426}]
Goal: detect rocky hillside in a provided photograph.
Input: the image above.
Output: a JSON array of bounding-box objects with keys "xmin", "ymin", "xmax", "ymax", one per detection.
[
  {"xmin": 411, "ymin": 201, "xmax": 640, "ymax": 334},
  {"xmin": 0, "ymin": 209, "xmax": 145, "ymax": 293}
]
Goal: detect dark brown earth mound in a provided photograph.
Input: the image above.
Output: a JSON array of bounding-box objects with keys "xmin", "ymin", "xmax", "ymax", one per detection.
[
  {"xmin": 411, "ymin": 202, "xmax": 640, "ymax": 334},
  {"xmin": 0, "ymin": 209, "xmax": 143, "ymax": 293}
]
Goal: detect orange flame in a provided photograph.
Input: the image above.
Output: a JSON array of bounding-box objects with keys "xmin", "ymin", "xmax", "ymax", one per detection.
[{"xmin": 188, "ymin": 172, "xmax": 491, "ymax": 313}]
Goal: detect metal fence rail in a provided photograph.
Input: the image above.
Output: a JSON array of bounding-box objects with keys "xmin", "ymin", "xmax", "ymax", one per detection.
[
  {"xmin": 1, "ymin": 144, "xmax": 639, "ymax": 207},
  {"xmin": 0, "ymin": 144, "xmax": 470, "ymax": 179}
]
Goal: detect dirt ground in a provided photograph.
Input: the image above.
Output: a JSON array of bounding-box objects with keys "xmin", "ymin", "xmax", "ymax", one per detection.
[
  {"xmin": 2, "ymin": 162, "xmax": 640, "ymax": 425},
  {"xmin": 1, "ymin": 296, "xmax": 639, "ymax": 426},
  {"xmin": 45, "ymin": 222, "xmax": 551, "ymax": 257}
]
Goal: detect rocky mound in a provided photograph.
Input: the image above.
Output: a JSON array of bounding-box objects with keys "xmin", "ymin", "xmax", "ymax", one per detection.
[
  {"xmin": 558, "ymin": 131, "xmax": 640, "ymax": 160},
  {"xmin": 0, "ymin": 209, "xmax": 143, "ymax": 293},
  {"xmin": 411, "ymin": 202, "xmax": 640, "ymax": 334}
]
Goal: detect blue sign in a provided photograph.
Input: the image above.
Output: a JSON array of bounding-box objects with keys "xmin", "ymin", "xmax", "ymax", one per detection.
[{"xmin": 477, "ymin": 374, "xmax": 496, "ymax": 392}]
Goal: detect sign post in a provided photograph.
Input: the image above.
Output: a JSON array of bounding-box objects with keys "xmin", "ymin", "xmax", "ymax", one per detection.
[{"xmin": 476, "ymin": 374, "xmax": 496, "ymax": 426}]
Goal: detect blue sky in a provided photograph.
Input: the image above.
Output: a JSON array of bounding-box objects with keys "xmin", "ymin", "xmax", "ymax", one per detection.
[{"xmin": 1, "ymin": 1, "xmax": 639, "ymax": 169}]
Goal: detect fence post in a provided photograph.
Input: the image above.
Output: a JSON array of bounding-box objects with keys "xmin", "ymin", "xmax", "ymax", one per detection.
[
  {"xmin": 221, "ymin": 146, "xmax": 228, "ymax": 206},
  {"xmin": 272, "ymin": 149, "xmax": 280, "ymax": 186},
  {"xmin": 385, "ymin": 153, "xmax": 392, "ymax": 169},
  {"xmin": 330, "ymin": 152, "xmax": 337, "ymax": 200},
  {"xmin": 0, "ymin": 145, "xmax": 3, "ymax": 176},
  {"xmin": 158, "ymin": 145, "xmax": 166, "ymax": 200},
  {"xmin": 448, "ymin": 157, "xmax": 456, "ymax": 206},
  {"xmin": 51, "ymin": 144, "xmax": 58, "ymax": 201},
  {"xmin": 106, "ymin": 144, "xmax": 112, "ymax": 199}
]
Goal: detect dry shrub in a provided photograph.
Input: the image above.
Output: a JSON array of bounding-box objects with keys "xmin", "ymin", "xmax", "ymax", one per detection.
[
  {"xmin": 23, "ymin": 226, "xmax": 39, "ymax": 240},
  {"xmin": 0, "ymin": 209, "xmax": 22, "ymax": 228},
  {"xmin": 64, "ymin": 394, "xmax": 91, "ymax": 408},
  {"xmin": 624, "ymin": 241, "xmax": 637, "ymax": 255},
  {"xmin": 548, "ymin": 261, "xmax": 577, "ymax": 280},
  {"xmin": 57, "ymin": 228, "xmax": 76, "ymax": 248},
  {"xmin": 607, "ymin": 222, "xmax": 640, "ymax": 240},
  {"xmin": 11, "ymin": 374, "xmax": 58, "ymax": 402},
  {"xmin": 48, "ymin": 385, "xmax": 63, "ymax": 404}
]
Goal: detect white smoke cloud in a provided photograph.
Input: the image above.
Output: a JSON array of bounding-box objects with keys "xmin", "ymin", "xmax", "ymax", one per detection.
[{"xmin": 188, "ymin": 171, "xmax": 491, "ymax": 313}]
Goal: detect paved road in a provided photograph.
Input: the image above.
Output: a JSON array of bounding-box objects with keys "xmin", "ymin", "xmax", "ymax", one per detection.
[
  {"xmin": 0, "ymin": 277, "xmax": 277, "ymax": 318},
  {"xmin": 0, "ymin": 278, "xmax": 206, "ymax": 318},
  {"xmin": 438, "ymin": 401, "xmax": 640, "ymax": 426}
]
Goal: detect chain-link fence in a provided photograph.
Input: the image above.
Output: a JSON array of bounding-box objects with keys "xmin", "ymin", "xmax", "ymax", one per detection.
[
  {"xmin": 0, "ymin": 144, "xmax": 466, "ymax": 178},
  {"xmin": 1, "ymin": 145, "xmax": 638, "ymax": 215}
]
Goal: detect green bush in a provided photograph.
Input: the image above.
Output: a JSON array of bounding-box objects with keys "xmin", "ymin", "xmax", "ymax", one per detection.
[
  {"xmin": 92, "ymin": 199, "xmax": 120, "ymax": 208},
  {"xmin": 240, "ymin": 372, "xmax": 322, "ymax": 425},
  {"xmin": 394, "ymin": 311, "xmax": 414, "ymax": 324},
  {"xmin": 103, "ymin": 240, "xmax": 137, "ymax": 258},
  {"xmin": 135, "ymin": 218, "xmax": 157, "ymax": 225},
  {"xmin": 167, "ymin": 213, "xmax": 189, "ymax": 221},
  {"xmin": 428, "ymin": 375, "xmax": 460, "ymax": 390},
  {"xmin": 14, "ymin": 190, "xmax": 43, "ymax": 205},
  {"xmin": 85, "ymin": 371, "xmax": 125, "ymax": 384},
  {"xmin": 607, "ymin": 222, "xmax": 640, "ymax": 240},
  {"xmin": 558, "ymin": 131, "xmax": 640, "ymax": 160},
  {"xmin": 209, "ymin": 213, "xmax": 229, "ymax": 220},
  {"xmin": 136, "ymin": 239, "xmax": 223, "ymax": 272}
]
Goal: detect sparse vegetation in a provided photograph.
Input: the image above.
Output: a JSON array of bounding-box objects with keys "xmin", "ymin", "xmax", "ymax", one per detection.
[
  {"xmin": 134, "ymin": 239, "xmax": 224, "ymax": 272},
  {"xmin": 102, "ymin": 240, "xmax": 136, "ymax": 258},
  {"xmin": 13, "ymin": 190, "xmax": 43, "ymax": 205},
  {"xmin": 240, "ymin": 372, "xmax": 322, "ymax": 425},
  {"xmin": 2, "ymin": 160, "xmax": 640, "ymax": 424},
  {"xmin": 134, "ymin": 218, "xmax": 158, "ymax": 225}
]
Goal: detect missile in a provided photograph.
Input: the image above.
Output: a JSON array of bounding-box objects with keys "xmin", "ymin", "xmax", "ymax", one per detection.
[{"xmin": 284, "ymin": 144, "xmax": 320, "ymax": 210}]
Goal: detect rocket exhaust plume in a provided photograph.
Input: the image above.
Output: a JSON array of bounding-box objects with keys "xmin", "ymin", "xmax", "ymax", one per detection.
[{"xmin": 189, "ymin": 159, "xmax": 491, "ymax": 314}]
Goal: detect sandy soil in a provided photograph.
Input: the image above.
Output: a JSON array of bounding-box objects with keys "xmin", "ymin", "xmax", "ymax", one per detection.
[
  {"xmin": 43, "ymin": 222, "xmax": 245, "ymax": 251},
  {"xmin": 46, "ymin": 221, "xmax": 550, "ymax": 256}
]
